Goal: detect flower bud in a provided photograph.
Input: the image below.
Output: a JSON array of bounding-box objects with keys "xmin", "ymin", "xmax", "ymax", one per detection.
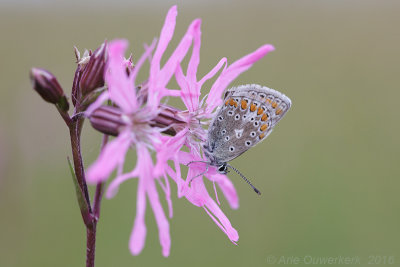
[
  {"xmin": 30, "ymin": 68, "xmax": 69, "ymax": 111},
  {"xmin": 151, "ymin": 105, "xmax": 186, "ymax": 136},
  {"xmin": 79, "ymin": 42, "xmax": 108, "ymax": 96},
  {"xmin": 89, "ymin": 106, "xmax": 126, "ymax": 136}
]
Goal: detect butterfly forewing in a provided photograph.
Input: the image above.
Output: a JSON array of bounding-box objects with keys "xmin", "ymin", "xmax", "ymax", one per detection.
[{"xmin": 206, "ymin": 84, "xmax": 291, "ymax": 164}]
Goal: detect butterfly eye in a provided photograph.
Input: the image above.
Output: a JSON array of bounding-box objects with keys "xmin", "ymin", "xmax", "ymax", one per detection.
[
  {"xmin": 218, "ymin": 165, "xmax": 227, "ymax": 173},
  {"xmin": 227, "ymin": 111, "xmax": 234, "ymax": 116},
  {"xmin": 221, "ymin": 129, "xmax": 227, "ymax": 135},
  {"xmin": 229, "ymin": 146, "xmax": 235, "ymax": 152},
  {"xmin": 254, "ymin": 121, "xmax": 259, "ymax": 127},
  {"xmin": 223, "ymin": 91, "xmax": 230, "ymax": 99},
  {"xmin": 225, "ymin": 136, "xmax": 230, "ymax": 141},
  {"xmin": 218, "ymin": 116, "xmax": 223, "ymax": 121},
  {"xmin": 250, "ymin": 132, "xmax": 256, "ymax": 137},
  {"xmin": 234, "ymin": 114, "xmax": 240, "ymax": 120},
  {"xmin": 245, "ymin": 141, "xmax": 252, "ymax": 146}
]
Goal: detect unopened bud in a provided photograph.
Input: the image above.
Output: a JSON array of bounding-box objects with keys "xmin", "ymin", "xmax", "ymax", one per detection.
[
  {"xmin": 151, "ymin": 105, "xmax": 186, "ymax": 136},
  {"xmin": 89, "ymin": 106, "xmax": 126, "ymax": 136},
  {"xmin": 30, "ymin": 68, "xmax": 69, "ymax": 111},
  {"xmin": 79, "ymin": 42, "xmax": 108, "ymax": 95}
]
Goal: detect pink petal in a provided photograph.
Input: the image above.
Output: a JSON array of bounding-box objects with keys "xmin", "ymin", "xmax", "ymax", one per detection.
[
  {"xmin": 130, "ymin": 38, "xmax": 157, "ymax": 88},
  {"xmin": 187, "ymin": 20, "xmax": 202, "ymax": 84},
  {"xmin": 213, "ymin": 180, "xmax": 221, "ymax": 205},
  {"xmin": 157, "ymin": 173, "xmax": 173, "ymax": 218},
  {"xmin": 203, "ymin": 205, "xmax": 238, "ymax": 244},
  {"xmin": 173, "ymin": 19, "xmax": 203, "ymax": 111},
  {"xmin": 106, "ymin": 39, "xmax": 138, "ymax": 113},
  {"xmin": 151, "ymin": 5, "xmax": 178, "ymax": 81},
  {"xmin": 147, "ymin": 176, "xmax": 171, "ymax": 257},
  {"xmin": 148, "ymin": 16, "xmax": 201, "ymax": 108},
  {"xmin": 175, "ymin": 64, "xmax": 197, "ymax": 111},
  {"xmin": 154, "ymin": 129, "xmax": 188, "ymax": 177},
  {"xmin": 197, "ymin": 180, "xmax": 238, "ymax": 242},
  {"xmin": 86, "ymin": 130, "xmax": 131, "ymax": 184},
  {"xmin": 198, "ymin": 57, "xmax": 227, "ymax": 88},
  {"xmin": 129, "ymin": 144, "xmax": 151, "ymax": 255},
  {"xmin": 129, "ymin": 144, "xmax": 171, "ymax": 257},
  {"xmin": 184, "ymin": 173, "xmax": 239, "ymax": 242},
  {"xmin": 129, "ymin": 176, "xmax": 147, "ymax": 256},
  {"xmin": 106, "ymin": 165, "xmax": 139, "ymax": 199},
  {"xmin": 157, "ymin": 19, "xmax": 201, "ymax": 90},
  {"xmin": 206, "ymin": 44, "xmax": 275, "ymax": 112},
  {"xmin": 205, "ymin": 173, "xmax": 239, "ymax": 209}
]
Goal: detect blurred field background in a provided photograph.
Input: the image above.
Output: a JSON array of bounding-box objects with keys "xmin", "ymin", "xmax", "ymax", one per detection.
[{"xmin": 0, "ymin": 0, "xmax": 399, "ymax": 266}]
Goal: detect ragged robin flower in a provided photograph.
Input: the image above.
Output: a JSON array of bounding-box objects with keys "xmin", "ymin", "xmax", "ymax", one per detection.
[
  {"xmin": 154, "ymin": 11, "xmax": 275, "ymax": 244},
  {"xmin": 85, "ymin": 6, "xmax": 200, "ymax": 257}
]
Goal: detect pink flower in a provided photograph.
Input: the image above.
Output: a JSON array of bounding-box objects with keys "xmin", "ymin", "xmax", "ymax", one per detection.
[
  {"xmin": 86, "ymin": 6, "xmax": 200, "ymax": 257},
  {"xmin": 155, "ymin": 15, "xmax": 275, "ymax": 244}
]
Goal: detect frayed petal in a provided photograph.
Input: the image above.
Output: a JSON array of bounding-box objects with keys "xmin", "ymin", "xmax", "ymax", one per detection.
[
  {"xmin": 157, "ymin": 173, "xmax": 173, "ymax": 218},
  {"xmin": 176, "ymin": 64, "xmax": 200, "ymax": 112},
  {"xmin": 129, "ymin": 178, "xmax": 147, "ymax": 255},
  {"xmin": 130, "ymin": 38, "xmax": 157, "ymax": 88},
  {"xmin": 206, "ymin": 173, "xmax": 239, "ymax": 209},
  {"xmin": 151, "ymin": 5, "xmax": 178, "ymax": 79},
  {"xmin": 203, "ymin": 205, "xmax": 238, "ymax": 244},
  {"xmin": 206, "ymin": 44, "xmax": 275, "ymax": 112},
  {"xmin": 147, "ymin": 178, "xmax": 171, "ymax": 257},
  {"xmin": 196, "ymin": 180, "xmax": 238, "ymax": 242},
  {"xmin": 187, "ymin": 20, "xmax": 202, "ymax": 84},
  {"xmin": 198, "ymin": 57, "xmax": 227, "ymax": 88},
  {"xmin": 148, "ymin": 18, "xmax": 201, "ymax": 108},
  {"xmin": 157, "ymin": 19, "xmax": 201, "ymax": 90},
  {"xmin": 154, "ymin": 129, "xmax": 188, "ymax": 177},
  {"xmin": 106, "ymin": 40, "xmax": 138, "ymax": 113},
  {"xmin": 129, "ymin": 144, "xmax": 152, "ymax": 255},
  {"xmin": 86, "ymin": 130, "xmax": 131, "ymax": 184},
  {"xmin": 106, "ymin": 165, "xmax": 139, "ymax": 198}
]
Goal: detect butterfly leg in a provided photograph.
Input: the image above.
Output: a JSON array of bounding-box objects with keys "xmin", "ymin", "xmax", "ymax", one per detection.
[{"xmin": 188, "ymin": 163, "xmax": 209, "ymax": 185}]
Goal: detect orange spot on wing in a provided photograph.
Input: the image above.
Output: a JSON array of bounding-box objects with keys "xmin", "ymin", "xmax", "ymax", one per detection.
[
  {"xmin": 229, "ymin": 99, "xmax": 237, "ymax": 107},
  {"xmin": 276, "ymin": 108, "xmax": 283, "ymax": 115},
  {"xmin": 261, "ymin": 114, "xmax": 268, "ymax": 121},
  {"xmin": 266, "ymin": 98, "xmax": 272, "ymax": 103},
  {"xmin": 250, "ymin": 103, "xmax": 257, "ymax": 112},
  {"xmin": 225, "ymin": 99, "xmax": 230, "ymax": 106},
  {"xmin": 260, "ymin": 124, "xmax": 268, "ymax": 131},
  {"xmin": 241, "ymin": 99, "xmax": 248, "ymax": 109},
  {"xmin": 259, "ymin": 133, "xmax": 265, "ymax": 139},
  {"xmin": 271, "ymin": 102, "xmax": 278, "ymax": 108},
  {"xmin": 257, "ymin": 107, "xmax": 263, "ymax": 115}
]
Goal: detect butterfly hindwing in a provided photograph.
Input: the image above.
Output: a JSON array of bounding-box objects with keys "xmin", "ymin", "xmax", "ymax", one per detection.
[{"xmin": 206, "ymin": 84, "xmax": 291, "ymax": 164}]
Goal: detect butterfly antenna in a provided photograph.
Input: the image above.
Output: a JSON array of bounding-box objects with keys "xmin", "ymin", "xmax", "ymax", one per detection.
[{"xmin": 227, "ymin": 164, "xmax": 261, "ymax": 195}]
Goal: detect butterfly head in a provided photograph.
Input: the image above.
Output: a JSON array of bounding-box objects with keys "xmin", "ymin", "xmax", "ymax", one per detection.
[{"xmin": 217, "ymin": 163, "xmax": 228, "ymax": 174}]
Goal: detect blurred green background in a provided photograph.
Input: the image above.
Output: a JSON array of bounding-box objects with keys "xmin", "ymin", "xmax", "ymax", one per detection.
[{"xmin": 1, "ymin": 0, "xmax": 399, "ymax": 266}]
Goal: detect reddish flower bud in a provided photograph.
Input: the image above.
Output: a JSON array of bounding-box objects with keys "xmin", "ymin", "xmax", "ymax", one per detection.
[
  {"xmin": 79, "ymin": 42, "xmax": 108, "ymax": 96},
  {"xmin": 89, "ymin": 106, "xmax": 126, "ymax": 136},
  {"xmin": 30, "ymin": 68, "xmax": 69, "ymax": 111}
]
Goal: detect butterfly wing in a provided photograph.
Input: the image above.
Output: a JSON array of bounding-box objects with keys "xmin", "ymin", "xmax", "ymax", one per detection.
[{"xmin": 206, "ymin": 84, "xmax": 291, "ymax": 164}]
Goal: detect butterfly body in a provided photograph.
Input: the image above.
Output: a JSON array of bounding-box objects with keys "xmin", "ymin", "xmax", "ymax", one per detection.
[{"xmin": 204, "ymin": 84, "xmax": 291, "ymax": 175}]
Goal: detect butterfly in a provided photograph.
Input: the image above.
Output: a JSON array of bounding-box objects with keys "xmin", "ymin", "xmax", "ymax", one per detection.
[{"xmin": 202, "ymin": 84, "xmax": 292, "ymax": 195}]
